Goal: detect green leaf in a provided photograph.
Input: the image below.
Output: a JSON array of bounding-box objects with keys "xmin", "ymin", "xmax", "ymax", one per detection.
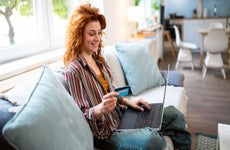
[
  {"xmin": 135, "ymin": 0, "xmax": 141, "ymax": 6},
  {"xmin": 52, "ymin": 0, "xmax": 68, "ymax": 19},
  {"xmin": 151, "ymin": 0, "xmax": 160, "ymax": 11}
]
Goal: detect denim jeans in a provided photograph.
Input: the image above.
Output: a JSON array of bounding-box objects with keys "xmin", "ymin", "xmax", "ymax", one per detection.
[
  {"xmin": 95, "ymin": 106, "xmax": 191, "ymax": 150},
  {"xmin": 95, "ymin": 127, "xmax": 166, "ymax": 150}
]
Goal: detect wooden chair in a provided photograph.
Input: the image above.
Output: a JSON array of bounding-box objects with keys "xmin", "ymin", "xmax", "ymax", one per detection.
[{"xmin": 163, "ymin": 30, "xmax": 177, "ymax": 59}]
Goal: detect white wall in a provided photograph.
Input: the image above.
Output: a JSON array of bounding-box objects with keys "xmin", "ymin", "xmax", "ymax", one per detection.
[
  {"xmin": 89, "ymin": 0, "xmax": 135, "ymax": 45},
  {"xmin": 165, "ymin": 0, "xmax": 196, "ymax": 18},
  {"xmin": 103, "ymin": 0, "xmax": 135, "ymax": 45}
]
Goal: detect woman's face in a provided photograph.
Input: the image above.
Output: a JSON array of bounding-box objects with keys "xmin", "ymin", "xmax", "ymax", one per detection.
[{"xmin": 82, "ymin": 21, "xmax": 102, "ymax": 54}]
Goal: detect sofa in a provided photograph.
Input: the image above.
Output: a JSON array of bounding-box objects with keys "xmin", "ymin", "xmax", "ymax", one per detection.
[{"xmin": 0, "ymin": 41, "xmax": 188, "ymax": 150}]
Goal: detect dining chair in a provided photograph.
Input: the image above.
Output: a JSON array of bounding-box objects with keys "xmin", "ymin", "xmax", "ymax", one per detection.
[
  {"xmin": 202, "ymin": 28, "xmax": 228, "ymax": 79},
  {"xmin": 204, "ymin": 22, "xmax": 224, "ymax": 44},
  {"xmin": 208, "ymin": 22, "xmax": 224, "ymax": 30},
  {"xmin": 173, "ymin": 25, "xmax": 197, "ymax": 70}
]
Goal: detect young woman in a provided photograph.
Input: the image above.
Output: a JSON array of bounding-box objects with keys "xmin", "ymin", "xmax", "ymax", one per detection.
[{"xmin": 64, "ymin": 4, "xmax": 191, "ymax": 150}]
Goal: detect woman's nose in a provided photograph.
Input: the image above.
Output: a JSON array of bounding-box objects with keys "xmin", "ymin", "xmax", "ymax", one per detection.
[{"xmin": 95, "ymin": 34, "xmax": 101, "ymax": 41}]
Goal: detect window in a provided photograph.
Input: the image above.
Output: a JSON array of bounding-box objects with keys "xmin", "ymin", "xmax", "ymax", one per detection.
[
  {"xmin": 137, "ymin": 0, "xmax": 161, "ymax": 29},
  {"xmin": 0, "ymin": 0, "xmax": 79, "ymax": 64}
]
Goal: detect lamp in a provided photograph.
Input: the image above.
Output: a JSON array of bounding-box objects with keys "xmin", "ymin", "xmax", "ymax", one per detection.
[{"xmin": 127, "ymin": 6, "xmax": 144, "ymax": 37}]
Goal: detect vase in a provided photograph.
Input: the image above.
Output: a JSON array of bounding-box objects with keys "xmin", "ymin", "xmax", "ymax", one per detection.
[
  {"xmin": 196, "ymin": 0, "xmax": 202, "ymax": 18},
  {"xmin": 203, "ymin": 8, "xmax": 208, "ymax": 18}
]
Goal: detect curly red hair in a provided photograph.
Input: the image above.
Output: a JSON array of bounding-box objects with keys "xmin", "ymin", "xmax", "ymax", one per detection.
[{"xmin": 63, "ymin": 4, "xmax": 106, "ymax": 65}]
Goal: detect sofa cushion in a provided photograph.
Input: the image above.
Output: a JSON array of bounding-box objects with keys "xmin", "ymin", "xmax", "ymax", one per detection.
[
  {"xmin": 129, "ymin": 86, "xmax": 188, "ymax": 115},
  {"xmin": 0, "ymin": 78, "xmax": 36, "ymax": 106},
  {"xmin": 115, "ymin": 41, "xmax": 165, "ymax": 95},
  {"xmin": 161, "ymin": 70, "xmax": 185, "ymax": 87},
  {"xmin": 53, "ymin": 67, "xmax": 70, "ymax": 93},
  {"xmin": 0, "ymin": 67, "xmax": 69, "ymax": 107},
  {"xmin": 3, "ymin": 65, "xmax": 93, "ymax": 150},
  {"xmin": 102, "ymin": 45, "xmax": 127, "ymax": 87}
]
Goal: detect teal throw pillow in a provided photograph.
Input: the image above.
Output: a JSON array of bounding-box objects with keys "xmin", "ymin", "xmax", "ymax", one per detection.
[
  {"xmin": 3, "ymin": 65, "xmax": 93, "ymax": 150},
  {"xmin": 115, "ymin": 41, "xmax": 165, "ymax": 95}
]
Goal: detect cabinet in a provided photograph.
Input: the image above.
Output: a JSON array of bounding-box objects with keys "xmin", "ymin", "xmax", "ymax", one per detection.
[{"xmin": 128, "ymin": 25, "xmax": 163, "ymax": 63}]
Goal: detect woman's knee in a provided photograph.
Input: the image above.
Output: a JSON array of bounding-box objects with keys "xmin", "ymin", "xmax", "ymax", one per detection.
[
  {"xmin": 105, "ymin": 128, "xmax": 166, "ymax": 150},
  {"xmin": 164, "ymin": 106, "xmax": 184, "ymax": 120},
  {"xmin": 144, "ymin": 128, "xmax": 166, "ymax": 149}
]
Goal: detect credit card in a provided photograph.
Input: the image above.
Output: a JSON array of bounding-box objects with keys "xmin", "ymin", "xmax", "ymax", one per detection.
[{"xmin": 114, "ymin": 86, "xmax": 130, "ymax": 99}]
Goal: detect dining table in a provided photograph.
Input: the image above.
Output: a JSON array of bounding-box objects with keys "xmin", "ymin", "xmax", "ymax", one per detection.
[{"xmin": 197, "ymin": 28, "xmax": 230, "ymax": 69}]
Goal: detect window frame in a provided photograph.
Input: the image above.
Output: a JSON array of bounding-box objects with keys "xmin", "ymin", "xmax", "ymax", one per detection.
[{"xmin": 0, "ymin": 0, "xmax": 70, "ymax": 64}]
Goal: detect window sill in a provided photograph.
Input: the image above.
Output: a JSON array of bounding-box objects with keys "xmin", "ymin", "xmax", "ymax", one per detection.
[{"xmin": 0, "ymin": 48, "xmax": 65, "ymax": 92}]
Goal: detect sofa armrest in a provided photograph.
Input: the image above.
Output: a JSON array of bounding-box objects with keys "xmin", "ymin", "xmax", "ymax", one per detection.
[{"xmin": 160, "ymin": 70, "xmax": 185, "ymax": 87}]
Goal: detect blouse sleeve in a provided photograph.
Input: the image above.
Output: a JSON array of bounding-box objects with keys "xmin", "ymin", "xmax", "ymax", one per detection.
[{"xmin": 65, "ymin": 70, "xmax": 97, "ymax": 121}]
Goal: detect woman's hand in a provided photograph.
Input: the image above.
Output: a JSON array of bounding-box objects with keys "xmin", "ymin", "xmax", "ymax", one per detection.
[
  {"xmin": 122, "ymin": 97, "xmax": 151, "ymax": 112},
  {"xmin": 94, "ymin": 92, "xmax": 119, "ymax": 119}
]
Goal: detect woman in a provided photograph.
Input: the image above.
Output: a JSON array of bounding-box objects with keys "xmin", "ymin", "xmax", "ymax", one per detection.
[{"xmin": 64, "ymin": 4, "xmax": 191, "ymax": 150}]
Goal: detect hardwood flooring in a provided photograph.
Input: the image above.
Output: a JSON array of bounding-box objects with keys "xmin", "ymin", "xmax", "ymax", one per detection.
[{"xmin": 158, "ymin": 51, "xmax": 230, "ymax": 150}]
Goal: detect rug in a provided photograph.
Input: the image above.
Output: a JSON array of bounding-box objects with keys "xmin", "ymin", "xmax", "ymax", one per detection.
[{"xmin": 195, "ymin": 133, "xmax": 217, "ymax": 150}]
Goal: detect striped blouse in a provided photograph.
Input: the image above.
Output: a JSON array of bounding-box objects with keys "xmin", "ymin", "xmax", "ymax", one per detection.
[{"xmin": 65, "ymin": 54, "xmax": 121, "ymax": 140}]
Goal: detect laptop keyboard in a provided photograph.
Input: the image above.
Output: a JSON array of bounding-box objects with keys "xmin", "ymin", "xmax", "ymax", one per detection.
[{"xmin": 134, "ymin": 103, "xmax": 163, "ymax": 128}]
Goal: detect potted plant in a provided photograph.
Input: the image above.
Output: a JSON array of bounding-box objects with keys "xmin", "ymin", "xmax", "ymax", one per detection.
[
  {"xmin": 151, "ymin": 0, "xmax": 160, "ymax": 13},
  {"xmin": 151, "ymin": 0, "xmax": 160, "ymax": 23},
  {"xmin": 135, "ymin": 0, "xmax": 141, "ymax": 6}
]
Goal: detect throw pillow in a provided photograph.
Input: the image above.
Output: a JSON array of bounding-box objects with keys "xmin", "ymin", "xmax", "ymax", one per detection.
[
  {"xmin": 115, "ymin": 41, "xmax": 165, "ymax": 95},
  {"xmin": 161, "ymin": 70, "xmax": 185, "ymax": 87},
  {"xmin": 3, "ymin": 65, "xmax": 93, "ymax": 150},
  {"xmin": 0, "ymin": 78, "xmax": 36, "ymax": 106},
  {"xmin": 1, "ymin": 67, "xmax": 69, "ymax": 107},
  {"xmin": 102, "ymin": 45, "xmax": 127, "ymax": 87}
]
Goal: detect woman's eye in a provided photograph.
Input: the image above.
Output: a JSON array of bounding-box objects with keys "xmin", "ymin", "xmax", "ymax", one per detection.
[
  {"xmin": 88, "ymin": 31, "xmax": 102, "ymax": 36},
  {"xmin": 89, "ymin": 33, "xmax": 95, "ymax": 36}
]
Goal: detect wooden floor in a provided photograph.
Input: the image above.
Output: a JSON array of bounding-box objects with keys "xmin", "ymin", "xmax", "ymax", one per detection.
[{"xmin": 158, "ymin": 51, "xmax": 230, "ymax": 150}]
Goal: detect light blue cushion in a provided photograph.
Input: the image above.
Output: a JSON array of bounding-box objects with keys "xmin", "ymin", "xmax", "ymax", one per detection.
[
  {"xmin": 3, "ymin": 65, "xmax": 93, "ymax": 150},
  {"xmin": 115, "ymin": 41, "xmax": 165, "ymax": 95}
]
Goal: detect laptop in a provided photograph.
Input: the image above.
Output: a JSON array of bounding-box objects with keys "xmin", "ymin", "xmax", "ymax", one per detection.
[{"xmin": 117, "ymin": 64, "xmax": 170, "ymax": 131}]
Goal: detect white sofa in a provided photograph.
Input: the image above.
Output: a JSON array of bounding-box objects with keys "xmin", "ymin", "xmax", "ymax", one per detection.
[
  {"xmin": 102, "ymin": 44, "xmax": 188, "ymax": 150},
  {"xmin": 0, "ymin": 43, "xmax": 188, "ymax": 150},
  {"xmin": 102, "ymin": 45, "xmax": 188, "ymax": 115}
]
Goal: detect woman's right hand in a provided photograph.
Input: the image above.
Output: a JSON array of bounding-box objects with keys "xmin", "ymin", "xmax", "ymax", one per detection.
[{"xmin": 94, "ymin": 92, "xmax": 119, "ymax": 119}]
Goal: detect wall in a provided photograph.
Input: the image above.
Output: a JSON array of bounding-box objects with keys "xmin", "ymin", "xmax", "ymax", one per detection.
[
  {"xmin": 103, "ymin": 0, "xmax": 134, "ymax": 45},
  {"xmin": 84, "ymin": 0, "xmax": 229, "ymax": 45},
  {"xmin": 202, "ymin": 0, "xmax": 230, "ymax": 17},
  {"xmin": 91, "ymin": 0, "xmax": 134, "ymax": 45},
  {"xmin": 165, "ymin": 0, "xmax": 230, "ymax": 18}
]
